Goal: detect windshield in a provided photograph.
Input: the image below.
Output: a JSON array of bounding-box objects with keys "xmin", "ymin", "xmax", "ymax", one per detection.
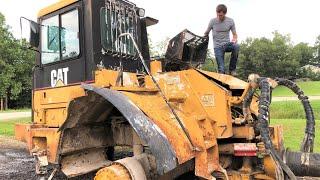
[{"xmin": 100, "ymin": 3, "xmax": 137, "ymax": 56}]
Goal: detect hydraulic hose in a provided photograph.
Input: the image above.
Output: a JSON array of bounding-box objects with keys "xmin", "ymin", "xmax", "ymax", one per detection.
[
  {"xmin": 257, "ymin": 78, "xmax": 296, "ymax": 180},
  {"xmin": 284, "ymin": 150, "xmax": 320, "ymax": 177},
  {"xmin": 275, "ymin": 78, "xmax": 315, "ymax": 153}
]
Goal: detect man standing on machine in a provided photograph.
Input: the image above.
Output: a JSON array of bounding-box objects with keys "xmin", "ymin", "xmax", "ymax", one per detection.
[{"xmin": 204, "ymin": 4, "xmax": 239, "ymax": 75}]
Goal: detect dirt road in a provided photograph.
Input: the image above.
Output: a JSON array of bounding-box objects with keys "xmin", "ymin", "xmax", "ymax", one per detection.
[
  {"xmin": 0, "ymin": 111, "xmax": 31, "ymax": 120},
  {"xmin": 272, "ymin": 95, "xmax": 320, "ymax": 102}
]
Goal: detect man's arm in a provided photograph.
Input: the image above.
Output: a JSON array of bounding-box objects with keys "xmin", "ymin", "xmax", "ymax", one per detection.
[
  {"xmin": 231, "ymin": 20, "xmax": 238, "ymax": 43},
  {"xmin": 204, "ymin": 19, "xmax": 213, "ymax": 37}
]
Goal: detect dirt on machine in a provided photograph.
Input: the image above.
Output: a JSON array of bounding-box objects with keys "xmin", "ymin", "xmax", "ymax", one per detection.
[{"xmin": 14, "ymin": 0, "xmax": 319, "ymax": 179}]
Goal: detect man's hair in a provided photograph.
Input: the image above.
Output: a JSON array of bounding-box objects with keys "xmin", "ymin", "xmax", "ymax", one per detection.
[{"xmin": 216, "ymin": 4, "xmax": 227, "ymax": 14}]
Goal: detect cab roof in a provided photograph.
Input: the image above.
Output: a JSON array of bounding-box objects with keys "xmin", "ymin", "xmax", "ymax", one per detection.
[{"xmin": 37, "ymin": 0, "xmax": 78, "ymax": 17}]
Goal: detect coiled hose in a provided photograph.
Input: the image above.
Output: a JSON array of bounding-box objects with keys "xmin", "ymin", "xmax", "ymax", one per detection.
[
  {"xmin": 243, "ymin": 76, "xmax": 317, "ymax": 179},
  {"xmin": 275, "ymin": 78, "xmax": 315, "ymax": 153},
  {"xmin": 257, "ymin": 78, "xmax": 297, "ymax": 180}
]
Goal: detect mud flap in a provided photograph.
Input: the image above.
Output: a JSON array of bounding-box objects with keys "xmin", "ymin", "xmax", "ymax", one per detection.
[{"xmin": 58, "ymin": 84, "xmax": 177, "ymax": 176}]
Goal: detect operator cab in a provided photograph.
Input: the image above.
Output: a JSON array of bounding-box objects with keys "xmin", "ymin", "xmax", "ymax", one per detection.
[{"xmin": 21, "ymin": 0, "xmax": 158, "ymax": 89}]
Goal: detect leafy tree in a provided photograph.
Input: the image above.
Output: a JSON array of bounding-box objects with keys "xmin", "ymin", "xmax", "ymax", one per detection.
[
  {"xmin": 8, "ymin": 40, "xmax": 35, "ymax": 108},
  {"xmin": 0, "ymin": 12, "xmax": 35, "ymax": 110},
  {"xmin": 0, "ymin": 12, "xmax": 13, "ymax": 110},
  {"xmin": 313, "ymin": 35, "xmax": 320, "ymax": 65},
  {"xmin": 237, "ymin": 32, "xmax": 300, "ymax": 79},
  {"xmin": 293, "ymin": 43, "xmax": 313, "ymax": 66},
  {"xmin": 202, "ymin": 49, "xmax": 217, "ymax": 71}
]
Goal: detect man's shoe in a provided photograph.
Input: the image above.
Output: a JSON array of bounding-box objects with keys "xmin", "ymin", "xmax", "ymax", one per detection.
[{"xmin": 229, "ymin": 70, "xmax": 238, "ymax": 76}]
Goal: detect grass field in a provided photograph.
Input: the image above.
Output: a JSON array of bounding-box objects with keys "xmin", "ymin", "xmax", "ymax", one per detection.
[
  {"xmin": 270, "ymin": 100, "xmax": 320, "ymax": 119},
  {"xmin": 272, "ymin": 81, "xmax": 320, "ymax": 97},
  {"xmin": 0, "ymin": 117, "xmax": 31, "ymax": 136},
  {"xmin": 271, "ymin": 119, "xmax": 320, "ymax": 152},
  {"xmin": 270, "ymin": 100, "xmax": 320, "ymax": 152}
]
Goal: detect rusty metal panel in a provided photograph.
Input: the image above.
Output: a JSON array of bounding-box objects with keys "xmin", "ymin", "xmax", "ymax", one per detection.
[
  {"xmin": 33, "ymin": 85, "xmax": 85, "ymax": 125},
  {"xmin": 232, "ymin": 125, "xmax": 255, "ymax": 140},
  {"xmin": 44, "ymin": 108, "xmax": 67, "ymax": 127},
  {"xmin": 60, "ymin": 126, "xmax": 113, "ymax": 154},
  {"xmin": 269, "ymin": 125, "xmax": 284, "ymax": 152},
  {"xmin": 61, "ymin": 148, "xmax": 112, "ymax": 178},
  {"xmin": 165, "ymin": 29, "xmax": 208, "ymax": 65},
  {"xmin": 58, "ymin": 93, "xmax": 114, "ymax": 129},
  {"xmin": 28, "ymin": 127, "xmax": 61, "ymax": 163},
  {"xmin": 124, "ymin": 70, "xmax": 222, "ymax": 179},
  {"xmin": 14, "ymin": 123, "xmax": 32, "ymax": 143},
  {"xmin": 197, "ymin": 69, "xmax": 248, "ymax": 90},
  {"xmin": 111, "ymin": 119, "xmax": 134, "ymax": 146},
  {"xmin": 182, "ymin": 70, "xmax": 233, "ymax": 139},
  {"xmin": 60, "ymin": 84, "xmax": 178, "ymax": 175}
]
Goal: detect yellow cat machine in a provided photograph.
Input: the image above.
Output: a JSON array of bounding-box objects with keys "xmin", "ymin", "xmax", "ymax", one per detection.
[{"xmin": 15, "ymin": 0, "xmax": 319, "ymax": 179}]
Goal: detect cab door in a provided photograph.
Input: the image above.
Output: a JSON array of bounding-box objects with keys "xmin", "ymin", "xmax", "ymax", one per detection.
[{"xmin": 34, "ymin": 3, "xmax": 84, "ymax": 89}]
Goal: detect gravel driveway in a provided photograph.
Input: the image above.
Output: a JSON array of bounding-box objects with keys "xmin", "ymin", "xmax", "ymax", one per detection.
[
  {"xmin": 0, "ymin": 136, "xmax": 94, "ymax": 180},
  {"xmin": 0, "ymin": 111, "xmax": 31, "ymax": 120}
]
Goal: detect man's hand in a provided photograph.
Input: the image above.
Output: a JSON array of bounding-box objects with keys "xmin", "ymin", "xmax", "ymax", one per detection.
[{"xmin": 231, "ymin": 33, "xmax": 238, "ymax": 43}]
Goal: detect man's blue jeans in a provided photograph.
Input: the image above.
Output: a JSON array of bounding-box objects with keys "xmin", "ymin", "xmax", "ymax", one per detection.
[{"xmin": 214, "ymin": 42, "xmax": 240, "ymax": 74}]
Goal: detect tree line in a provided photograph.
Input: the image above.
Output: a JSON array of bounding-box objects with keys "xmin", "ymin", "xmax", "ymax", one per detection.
[
  {"xmin": 203, "ymin": 31, "xmax": 320, "ymax": 80},
  {"xmin": 0, "ymin": 11, "xmax": 319, "ymax": 110},
  {"xmin": 0, "ymin": 13, "xmax": 34, "ymax": 110}
]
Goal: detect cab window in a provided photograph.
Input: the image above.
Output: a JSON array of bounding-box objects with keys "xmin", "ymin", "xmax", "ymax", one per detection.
[
  {"xmin": 41, "ymin": 9, "xmax": 80, "ymax": 64},
  {"xmin": 100, "ymin": 6, "xmax": 137, "ymax": 56},
  {"xmin": 61, "ymin": 9, "xmax": 80, "ymax": 60},
  {"xmin": 41, "ymin": 15, "xmax": 59, "ymax": 64}
]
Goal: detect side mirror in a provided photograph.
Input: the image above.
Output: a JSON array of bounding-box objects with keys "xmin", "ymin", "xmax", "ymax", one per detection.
[{"xmin": 20, "ymin": 17, "xmax": 40, "ymax": 48}]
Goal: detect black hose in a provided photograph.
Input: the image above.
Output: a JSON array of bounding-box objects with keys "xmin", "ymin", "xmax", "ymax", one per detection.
[
  {"xmin": 257, "ymin": 78, "xmax": 296, "ymax": 180},
  {"xmin": 284, "ymin": 150, "xmax": 320, "ymax": 177},
  {"xmin": 275, "ymin": 78, "xmax": 315, "ymax": 153},
  {"xmin": 243, "ymin": 88, "xmax": 256, "ymax": 108}
]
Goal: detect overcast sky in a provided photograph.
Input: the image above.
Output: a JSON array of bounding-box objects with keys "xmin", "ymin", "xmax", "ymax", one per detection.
[{"xmin": 0, "ymin": 0, "xmax": 319, "ymax": 47}]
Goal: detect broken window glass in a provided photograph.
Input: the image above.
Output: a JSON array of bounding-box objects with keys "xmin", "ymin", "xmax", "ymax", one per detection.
[{"xmin": 100, "ymin": 3, "xmax": 137, "ymax": 57}]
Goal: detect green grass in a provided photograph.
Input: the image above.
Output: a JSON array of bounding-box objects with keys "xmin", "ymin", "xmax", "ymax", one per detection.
[
  {"xmin": 272, "ymin": 81, "xmax": 320, "ymax": 97},
  {"xmin": 271, "ymin": 119, "xmax": 320, "ymax": 152},
  {"xmin": 0, "ymin": 117, "xmax": 31, "ymax": 136},
  {"xmin": 0, "ymin": 108, "xmax": 31, "ymax": 113},
  {"xmin": 270, "ymin": 100, "xmax": 320, "ymax": 152},
  {"xmin": 270, "ymin": 100, "xmax": 320, "ymax": 119}
]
